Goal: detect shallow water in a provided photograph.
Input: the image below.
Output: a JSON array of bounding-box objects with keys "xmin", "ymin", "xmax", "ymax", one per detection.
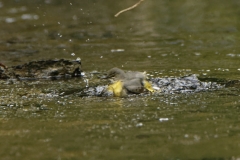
[{"xmin": 0, "ymin": 0, "xmax": 240, "ymax": 159}]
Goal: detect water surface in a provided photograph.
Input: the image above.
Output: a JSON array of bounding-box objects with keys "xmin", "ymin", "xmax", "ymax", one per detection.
[{"xmin": 0, "ymin": 0, "xmax": 240, "ymax": 159}]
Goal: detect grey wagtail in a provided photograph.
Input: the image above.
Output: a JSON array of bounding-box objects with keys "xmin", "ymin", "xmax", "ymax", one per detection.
[{"xmin": 106, "ymin": 68, "xmax": 154, "ymax": 97}]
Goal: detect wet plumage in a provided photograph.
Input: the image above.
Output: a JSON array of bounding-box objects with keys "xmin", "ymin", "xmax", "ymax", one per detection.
[{"xmin": 106, "ymin": 68, "xmax": 154, "ymax": 97}]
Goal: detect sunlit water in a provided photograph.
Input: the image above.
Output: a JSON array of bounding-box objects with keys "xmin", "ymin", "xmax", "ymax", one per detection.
[{"xmin": 0, "ymin": 0, "xmax": 240, "ymax": 159}]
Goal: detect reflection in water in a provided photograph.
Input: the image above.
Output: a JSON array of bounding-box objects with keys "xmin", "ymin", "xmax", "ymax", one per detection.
[{"xmin": 0, "ymin": 0, "xmax": 240, "ymax": 159}]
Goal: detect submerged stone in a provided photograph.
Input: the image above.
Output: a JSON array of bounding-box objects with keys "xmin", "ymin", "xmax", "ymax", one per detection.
[{"xmin": 0, "ymin": 59, "xmax": 82, "ymax": 80}]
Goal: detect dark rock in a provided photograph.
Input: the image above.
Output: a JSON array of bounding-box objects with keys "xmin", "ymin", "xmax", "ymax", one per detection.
[{"xmin": 0, "ymin": 59, "xmax": 82, "ymax": 80}]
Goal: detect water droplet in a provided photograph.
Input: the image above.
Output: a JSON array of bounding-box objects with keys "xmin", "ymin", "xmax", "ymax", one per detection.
[
  {"xmin": 194, "ymin": 52, "xmax": 201, "ymax": 56},
  {"xmin": 111, "ymin": 49, "xmax": 125, "ymax": 52},
  {"xmin": 136, "ymin": 123, "xmax": 143, "ymax": 127},
  {"xmin": 80, "ymin": 72, "xmax": 85, "ymax": 77},
  {"xmin": 159, "ymin": 118, "xmax": 169, "ymax": 122},
  {"xmin": 76, "ymin": 57, "xmax": 81, "ymax": 62},
  {"xmin": 84, "ymin": 79, "xmax": 89, "ymax": 87},
  {"xmin": 5, "ymin": 17, "xmax": 16, "ymax": 23},
  {"xmin": 226, "ymin": 53, "xmax": 235, "ymax": 57},
  {"xmin": 21, "ymin": 14, "xmax": 39, "ymax": 20}
]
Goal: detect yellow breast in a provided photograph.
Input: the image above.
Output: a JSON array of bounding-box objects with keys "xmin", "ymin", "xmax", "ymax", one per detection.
[{"xmin": 107, "ymin": 81, "xmax": 124, "ymax": 97}]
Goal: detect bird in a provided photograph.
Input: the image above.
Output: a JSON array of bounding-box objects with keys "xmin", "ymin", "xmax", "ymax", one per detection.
[
  {"xmin": 106, "ymin": 68, "xmax": 154, "ymax": 97},
  {"xmin": 106, "ymin": 67, "xmax": 145, "ymax": 81}
]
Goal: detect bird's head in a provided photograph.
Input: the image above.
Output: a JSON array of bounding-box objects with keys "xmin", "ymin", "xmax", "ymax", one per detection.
[{"xmin": 106, "ymin": 67, "xmax": 126, "ymax": 80}]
